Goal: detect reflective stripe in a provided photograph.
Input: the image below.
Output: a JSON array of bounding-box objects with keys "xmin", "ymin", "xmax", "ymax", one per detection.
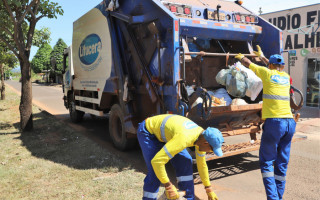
[
  {"xmin": 196, "ymin": 152, "xmax": 206, "ymax": 157},
  {"xmin": 163, "ymin": 145, "xmax": 173, "ymax": 158},
  {"xmin": 263, "ymin": 94, "xmax": 290, "ymax": 101},
  {"xmin": 177, "ymin": 175, "xmax": 193, "ymax": 182},
  {"xmin": 160, "ymin": 115, "xmax": 174, "ymax": 142},
  {"xmin": 143, "ymin": 191, "xmax": 158, "ymax": 199},
  {"xmin": 262, "ymin": 172, "xmax": 274, "ymax": 178},
  {"xmin": 274, "ymin": 174, "xmax": 286, "ymax": 181}
]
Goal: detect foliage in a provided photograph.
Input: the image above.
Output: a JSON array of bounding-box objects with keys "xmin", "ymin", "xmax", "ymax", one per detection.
[
  {"xmin": 50, "ymin": 38, "xmax": 67, "ymax": 73},
  {"xmin": 0, "ymin": 43, "xmax": 18, "ymax": 80},
  {"xmin": 31, "ymin": 43, "xmax": 52, "ymax": 73},
  {"xmin": 33, "ymin": 27, "xmax": 51, "ymax": 47},
  {"xmin": 11, "ymin": 71, "xmax": 21, "ymax": 80},
  {"xmin": 0, "ymin": 43, "xmax": 18, "ymax": 69},
  {"xmin": 0, "ymin": 1, "xmax": 63, "ymax": 57},
  {"xmin": 0, "ymin": 52, "xmax": 17, "ymax": 74},
  {"xmin": 4, "ymin": 69, "xmax": 12, "ymax": 78}
]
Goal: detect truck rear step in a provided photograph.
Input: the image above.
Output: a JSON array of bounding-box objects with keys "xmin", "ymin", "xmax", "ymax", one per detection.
[
  {"xmin": 204, "ymin": 135, "xmax": 307, "ymax": 161},
  {"xmin": 76, "ymin": 106, "xmax": 104, "ymax": 116}
]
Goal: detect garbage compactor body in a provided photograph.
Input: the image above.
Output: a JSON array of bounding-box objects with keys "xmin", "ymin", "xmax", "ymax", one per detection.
[{"xmin": 62, "ymin": 0, "xmax": 295, "ymax": 159}]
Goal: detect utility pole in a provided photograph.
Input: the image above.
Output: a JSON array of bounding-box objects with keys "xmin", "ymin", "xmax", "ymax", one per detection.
[{"xmin": 258, "ymin": 7, "xmax": 263, "ymax": 15}]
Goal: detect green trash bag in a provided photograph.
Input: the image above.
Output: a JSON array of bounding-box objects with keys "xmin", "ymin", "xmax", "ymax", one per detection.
[{"xmin": 216, "ymin": 67, "xmax": 248, "ymax": 98}]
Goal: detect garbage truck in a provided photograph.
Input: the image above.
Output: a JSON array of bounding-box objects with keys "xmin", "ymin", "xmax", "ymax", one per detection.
[{"xmin": 62, "ymin": 0, "xmax": 303, "ymax": 159}]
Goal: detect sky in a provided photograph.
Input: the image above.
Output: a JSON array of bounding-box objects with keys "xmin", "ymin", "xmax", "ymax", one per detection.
[
  {"xmin": 30, "ymin": 0, "xmax": 320, "ymax": 60},
  {"xmin": 30, "ymin": 0, "xmax": 102, "ymax": 59}
]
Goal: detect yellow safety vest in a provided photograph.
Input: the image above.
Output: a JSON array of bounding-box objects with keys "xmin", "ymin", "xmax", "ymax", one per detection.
[
  {"xmin": 249, "ymin": 63, "xmax": 293, "ymax": 120},
  {"xmin": 145, "ymin": 114, "xmax": 211, "ymax": 186}
]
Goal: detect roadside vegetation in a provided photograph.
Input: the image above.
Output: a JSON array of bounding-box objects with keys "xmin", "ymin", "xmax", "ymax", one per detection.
[{"xmin": 0, "ymin": 87, "xmax": 145, "ymax": 200}]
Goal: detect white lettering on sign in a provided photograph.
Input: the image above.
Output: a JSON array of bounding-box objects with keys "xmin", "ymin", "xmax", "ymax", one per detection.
[
  {"xmin": 79, "ymin": 42, "xmax": 102, "ymax": 58},
  {"xmin": 267, "ymin": 9, "xmax": 320, "ymax": 50}
]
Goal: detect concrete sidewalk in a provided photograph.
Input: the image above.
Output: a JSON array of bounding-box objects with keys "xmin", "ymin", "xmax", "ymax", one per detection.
[
  {"xmin": 296, "ymin": 106, "xmax": 319, "ymax": 137},
  {"xmin": 297, "ymin": 106, "xmax": 319, "ymax": 120}
]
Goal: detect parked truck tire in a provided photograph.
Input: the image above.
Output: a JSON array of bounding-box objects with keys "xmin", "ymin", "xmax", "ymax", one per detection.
[
  {"xmin": 109, "ymin": 104, "xmax": 136, "ymax": 151},
  {"xmin": 68, "ymin": 95, "xmax": 84, "ymax": 123}
]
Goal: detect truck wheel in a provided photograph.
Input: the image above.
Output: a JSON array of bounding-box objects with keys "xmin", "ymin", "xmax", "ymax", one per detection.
[
  {"xmin": 109, "ymin": 104, "xmax": 136, "ymax": 151},
  {"xmin": 69, "ymin": 96, "xmax": 84, "ymax": 123}
]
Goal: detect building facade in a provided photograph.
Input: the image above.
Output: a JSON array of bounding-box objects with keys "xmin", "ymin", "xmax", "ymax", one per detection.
[{"xmin": 261, "ymin": 4, "xmax": 320, "ymax": 108}]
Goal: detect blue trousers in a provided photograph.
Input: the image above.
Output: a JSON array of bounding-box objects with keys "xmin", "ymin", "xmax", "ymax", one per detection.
[
  {"xmin": 259, "ymin": 118, "xmax": 296, "ymax": 200},
  {"xmin": 137, "ymin": 121, "xmax": 195, "ymax": 200}
]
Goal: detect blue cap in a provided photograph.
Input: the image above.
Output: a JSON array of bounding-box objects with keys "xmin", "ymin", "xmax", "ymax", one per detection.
[
  {"xmin": 202, "ymin": 127, "xmax": 224, "ymax": 156},
  {"xmin": 269, "ymin": 54, "xmax": 285, "ymax": 65}
]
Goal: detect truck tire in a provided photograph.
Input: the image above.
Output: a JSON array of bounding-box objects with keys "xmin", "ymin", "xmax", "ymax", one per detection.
[
  {"xmin": 68, "ymin": 95, "xmax": 84, "ymax": 123},
  {"xmin": 109, "ymin": 104, "xmax": 136, "ymax": 151}
]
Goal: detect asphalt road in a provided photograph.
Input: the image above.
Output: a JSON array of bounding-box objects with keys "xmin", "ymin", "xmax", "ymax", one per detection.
[{"xmin": 5, "ymin": 80, "xmax": 320, "ymax": 200}]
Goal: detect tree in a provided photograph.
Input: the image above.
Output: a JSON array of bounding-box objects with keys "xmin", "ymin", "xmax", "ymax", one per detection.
[
  {"xmin": 0, "ymin": 0, "xmax": 63, "ymax": 131},
  {"xmin": 1, "ymin": 27, "xmax": 50, "ymax": 100},
  {"xmin": 31, "ymin": 43, "xmax": 52, "ymax": 73},
  {"xmin": 50, "ymin": 38, "xmax": 67, "ymax": 73},
  {"xmin": 0, "ymin": 44, "xmax": 18, "ymax": 100}
]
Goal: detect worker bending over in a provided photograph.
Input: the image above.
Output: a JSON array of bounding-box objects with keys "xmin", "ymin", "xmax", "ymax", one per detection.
[
  {"xmin": 137, "ymin": 114, "xmax": 224, "ymax": 200},
  {"xmin": 235, "ymin": 46, "xmax": 296, "ymax": 200}
]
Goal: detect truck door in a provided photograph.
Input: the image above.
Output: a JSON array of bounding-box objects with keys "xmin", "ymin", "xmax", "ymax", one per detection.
[{"xmin": 63, "ymin": 49, "xmax": 72, "ymax": 90}]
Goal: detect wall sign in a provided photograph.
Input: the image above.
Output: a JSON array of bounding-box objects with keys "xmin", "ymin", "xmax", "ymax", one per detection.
[
  {"xmin": 301, "ymin": 48, "xmax": 310, "ymax": 56},
  {"xmin": 267, "ymin": 10, "xmax": 320, "ymax": 50}
]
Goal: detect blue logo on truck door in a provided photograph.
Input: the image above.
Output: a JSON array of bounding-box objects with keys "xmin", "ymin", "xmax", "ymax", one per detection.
[{"xmin": 79, "ymin": 34, "xmax": 102, "ymax": 70}]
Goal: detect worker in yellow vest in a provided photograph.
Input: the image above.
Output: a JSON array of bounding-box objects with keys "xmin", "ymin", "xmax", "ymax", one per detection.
[
  {"xmin": 236, "ymin": 46, "xmax": 296, "ymax": 200},
  {"xmin": 137, "ymin": 114, "xmax": 224, "ymax": 200}
]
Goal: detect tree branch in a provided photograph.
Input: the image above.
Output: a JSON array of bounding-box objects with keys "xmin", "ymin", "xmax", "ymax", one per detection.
[
  {"xmin": 2, "ymin": 0, "xmax": 25, "ymax": 55},
  {"xmin": 2, "ymin": 0, "xmax": 16, "ymax": 25},
  {"xmin": 26, "ymin": 20, "xmax": 37, "ymax": 51},
  {"xmin": 0, "ymin": 26, "xmax": 14, "ymax": 39},
  {"xmin": 0, "ymin": 36, "xmax": 19, "ymax": 58},
  {"xmin": 36, "ymin": 15, "xmax": 45, "ymax": 22},
  {"xmin": 19, "ymin": 0, "xmax": 38, "ymax": 23},
  {"xmin": 26, "ymin": 1, "xmax": 40, "ymax": 49},
  {"xmin": 27, "ymin": 0, "xmax": 40, "ymax": 21}
]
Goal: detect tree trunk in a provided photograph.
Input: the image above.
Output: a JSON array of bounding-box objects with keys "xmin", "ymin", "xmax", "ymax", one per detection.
[
  {"xmin": 0, "ymin": 64, "xmax": 5, "ymax": 100},
  {"xmin": 19, "ymin": 59, "xmax": 33, "ymax": 132}
]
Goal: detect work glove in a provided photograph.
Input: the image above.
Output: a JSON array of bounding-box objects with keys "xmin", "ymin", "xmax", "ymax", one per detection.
[
  {"xmin": 165, "ymin": 184, "xmax": 180, "ymax": 199},
  {"xmin": 235, "ymin": 53, "xmax": 245, "ymax": 61},
  {"xmin": 206, "ymin": 187, "xmax": 219, "ymax": 200},
  {"xmin": 253, "ymin": 45, "xmax": 264, "ymax": 58}
]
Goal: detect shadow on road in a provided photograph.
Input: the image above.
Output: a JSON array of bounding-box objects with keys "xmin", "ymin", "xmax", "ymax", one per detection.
[
  {"xmin": 194, "ymin": 153, "xmax": 260, "ymax": 185},
  {"xmin": 14, "ymin": 109, "xmax": 261, "ymax": 195}
]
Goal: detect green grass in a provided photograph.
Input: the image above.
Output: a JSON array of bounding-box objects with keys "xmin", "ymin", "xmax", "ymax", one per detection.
[{"xmin": 0, "ymin": 87, "xmax": 145, "ymax": 200}]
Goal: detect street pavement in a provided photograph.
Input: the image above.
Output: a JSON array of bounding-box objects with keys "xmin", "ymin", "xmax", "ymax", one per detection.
[
  {"xmin": 6, "ymin": 80, "xmax": 68, "ymax": 116},
  {"xmin": 5, "ymin": 80, "xmax": 320, "ymax": 200}
]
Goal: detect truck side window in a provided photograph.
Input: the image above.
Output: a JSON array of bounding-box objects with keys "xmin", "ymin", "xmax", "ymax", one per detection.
[{"xmin": 63, "ymin": 53, "xmax": 69, "ymax": 72}]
